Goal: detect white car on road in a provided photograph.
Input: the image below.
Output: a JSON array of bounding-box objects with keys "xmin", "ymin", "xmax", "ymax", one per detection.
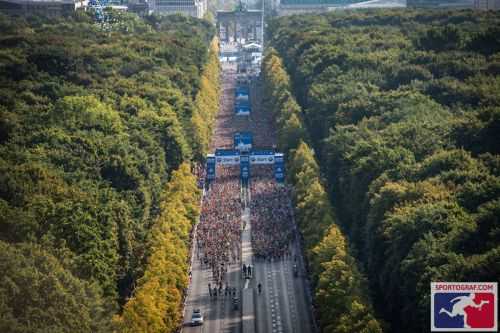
[{"xmin": 191, "ymin": 309, "xmax": 203, "ymax": 326}]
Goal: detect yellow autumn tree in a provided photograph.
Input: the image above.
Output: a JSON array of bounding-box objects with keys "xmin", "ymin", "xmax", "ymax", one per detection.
[
  {"xmin": 263, "ymin": 51, "xmax": 383, "ymax": 332},
  {"xmin": 190, "ymin": 37, "xmax": 221, "ymax": 159},
  {"xmin": 115, "ymin": 163, "xmax": 200, "ymax": 333}
]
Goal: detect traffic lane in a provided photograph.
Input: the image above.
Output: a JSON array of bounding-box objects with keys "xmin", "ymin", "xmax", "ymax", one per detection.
[
  {"xmin": 270, "ymin": 260, "xmax": 286, "ymax": 333},
  {"xmin": 183, "ymin": 244, "xmax": 242, "ymax": 333},
  {"xmin": 253, "ymin": 256, "xmax": 314, "ymax": 333},
  {"xmin": 254, "ymin": 259, "xmax": 290, "ymax": 333},
  {"xmin": 292, "ymin": 271, "xmax": 314, "ymax": 333},
  {"xmin": 254, "ymin": 259, "xmax": 274, "ymax": 333},
  {"xmin": 190, "ymin": 215, "xmax": 242, "ymax": 332},
  {"xmin": 203, "ymin": 247, "xmax": 242, "ymax": 333},
  {"xmin": 291, "ymin": 251, "xmax": 314, "ymax": 333},
  {"xmin": 183, "ymin": 323, "xmax": 203, "ymax": 333},
  {"xmin": 182, "ymin": 256, "xmax": 210, "ymax": 333},
  {"xmin": 182, "ymin": 208, "xmax": 242, "ymax": 331},
  {"xmin": 278, "ymin": 258, "xmax": 295, "ymax": 333},
  {"xmin": 221, "ymin": 258, "xmax": 242, "ymax": 333},
  {"xmin": 281, "ymin": 255, "xmax": 316, "ymax": 333}
]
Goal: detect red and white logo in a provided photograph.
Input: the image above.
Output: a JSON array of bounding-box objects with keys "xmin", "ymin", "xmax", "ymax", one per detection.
[{"xmin": 431, "ymin": 282, "xmax": 498, "ymax": 332}]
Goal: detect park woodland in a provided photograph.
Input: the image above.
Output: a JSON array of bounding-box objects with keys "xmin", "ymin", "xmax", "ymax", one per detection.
[{"xmin": 0, "ymin": 6, "xmax": 499, "ymax": 333}]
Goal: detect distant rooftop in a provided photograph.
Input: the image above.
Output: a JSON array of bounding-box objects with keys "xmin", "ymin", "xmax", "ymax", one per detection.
[
  {"xmin": 216, "ymin": 8, "xmax": 262, "ymax": 12},
  {"xmin": 280, "ymin": 0, "xmax": 366, "ymax": 5},
  {"xmin": 407, "ymin": 0, "xmax": 473, "ymax": 7},
  {"xmin": 1, "ymin": 0, "xmax": 77, "ymax": 3},
  {"xmin": 346, "ymin": 0, "xmax": 405, "ymax": 7}
]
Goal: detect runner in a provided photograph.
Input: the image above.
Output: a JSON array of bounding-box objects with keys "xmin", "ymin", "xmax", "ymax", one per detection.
[{"xmin": 250, "ymin": 165, "xmax": 295, "ymax": 261}]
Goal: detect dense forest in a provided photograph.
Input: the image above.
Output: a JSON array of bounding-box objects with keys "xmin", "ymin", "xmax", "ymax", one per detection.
[
  {"xmin": 263, "ymin": 48, "xmax": 383, "ymax": 333},
  {"xmin": 0, "ymin": 11, "xmax": 219, "ymax": 332},
  {"xmin": 267, "ymin": 9, "xmax": 500, "ymax": 333}
]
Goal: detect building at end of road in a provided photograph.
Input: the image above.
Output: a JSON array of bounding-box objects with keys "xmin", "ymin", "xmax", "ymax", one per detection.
[{"xmin": 149, "ymin": 0, "xmax": 207, "ymax": 18}]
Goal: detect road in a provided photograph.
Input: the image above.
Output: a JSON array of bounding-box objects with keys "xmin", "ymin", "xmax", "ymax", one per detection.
[
  {"xmin": 182, "ymin": 62, "xmax": 243, "ymax": 333},
  {"xmin": 182, "ymin": 60, "xmax": 315, "ymax": 333},
  {"xmin": 253, "ymin": 238, "xmax": 315, "ymax": 333}
]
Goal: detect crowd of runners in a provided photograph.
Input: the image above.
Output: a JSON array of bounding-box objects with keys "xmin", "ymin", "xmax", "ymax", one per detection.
[
  {"xmin": 193, "ymin": 62, "xmax": 296, "ymax": 300},
  {"xmin": 183, "ymin": 44, "xmax": 316, "ymax": 332},
  {"xmin": 210, "ymin": 67, "xmax": 275, "ymax": 150},
  {"xmin": 196, "ymin": 166, "xmax": 241, "ymax": 294},
  {"xmin": 250, "ymin": 165, "xmax": 296, "ymax": 260}
]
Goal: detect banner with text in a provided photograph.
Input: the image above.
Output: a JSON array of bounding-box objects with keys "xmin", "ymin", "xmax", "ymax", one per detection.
[
  {"xmin": 234, "ymin": 132, "xmax": 253, "ymax": 151},
  {"xmin": 235, "ymin": 86, "xmax": 249, "ymax": 97},
  {"xmin": 215, "ymin": 149, "xmax": 240, "ymax": 165},
  {"xmin": 206, "ymin": 154, "xmax": 216, "ymax": 180},
  {"xmin": 250, "ymin": 150, "xmax": 275, "ymax": 165},
  {"xmin": 274, "ymin": 153, "xmax": 285, "ymax": 182},
  {"xmin": 235, "ymin": 106, "xmax": 251, "ymax": 116},
  {"xmin": 240, "ymin": 154, "xmax": 250, "ymax": 181},
  {"xmin": 235, "ymin": 99, "xmax": 251, "ymax": 116}
]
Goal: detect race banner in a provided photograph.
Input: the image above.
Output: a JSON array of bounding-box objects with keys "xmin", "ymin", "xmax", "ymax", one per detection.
[
  {"xmin": 235, "ymin": 86, "xmax": 249, "ymax": 96},
  {"xmin": 240, "ymin": 154, "xmax": 250, "ymax": 181},
  {"xmin": 235, "ymin": 99, "xmax": 250, "ymax": 108},
  {"xmin": 235, "ymin": 87, "xmax": 249, "ymax": 101},
  {"xmin": 234, "ymin": 132, "xmax": 253, "ymax": 151},
  {"xmin": 235, "ymin": 98, "xmax": 251, "ymax": 115},
  {"xmin": 215, "ymin": 149, "xmax": 240, "ymax": 165},
  {"xmin": 235, "ymin": 105, "xmax": 251, "ymax": 116},
  {"xmin": 206, "ymin": 154, "xmax": 216, "ymax": 180},
  {"xmin": 250, "ymin": 150, "xmax": 275, "ymax": 165},
  {"xmin": 274, "ymin": 153, "xmax": 285, "ymax": 182},
  {"xmin": 236, "ymin": 94, "xmax": 249, "ymax": 102}
]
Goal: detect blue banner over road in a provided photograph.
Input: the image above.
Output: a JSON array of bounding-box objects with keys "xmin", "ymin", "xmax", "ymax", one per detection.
[
  {"xmin": 274, "ymin": 153, "xmax": 285, "ymax": 182},
  {"xmin": 235, "ymin": 94, "xmax": 251, "ymax": 116},
  {"xmin": 250, "ymin": 150, "xmax": 275, "ymax": 165},
  {"xmin": 236, "ymin": 99, "xmax": 250, "ymax": 107},
  {"xmin": 207, "ymin": 150, "xmax": 285, "ymax": 181},
  {"xmin": 235, "ymin": 86, "xmax": 249, "ymax": 96},
  {"xmin": 234, "ymin": 132, "xmax": 253, "ymax": 151},
  {"xmin": 240, "ymin": 154, "xmax": 250, "ymax": 182},
  {"xmin": 206, "ymin": 154, "xmax": 216, "ymax": 180},
  {"xmin": 236, "ymin": 89, "xmax": 249, "ymax": 98},
  {"xmin": 215, "ymin": 149, "xmax": 240, "ymax": 165},
  {"xmin": 235, "ymin": 106, "xmax": 251, "ymax": 115}
]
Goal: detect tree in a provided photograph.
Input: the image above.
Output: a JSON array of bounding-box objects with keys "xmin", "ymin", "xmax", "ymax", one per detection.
[
  {"xmin": 267, "ymin": 9, "xmax": 500, "ymax": 332},
  {"xmin": 0, "ymin": 12, "xmax": 217, "ymax": 328},
  {"xmin": 0, "ymin": 241, "xmax": 110, "ymax": 333},
  {"xmin": 263, "ymin": 53, "xmax": 382, "ymax": 332},
  {"xmin": 117, "ymin": 163, "xmax": 200, "ymax": 333}
]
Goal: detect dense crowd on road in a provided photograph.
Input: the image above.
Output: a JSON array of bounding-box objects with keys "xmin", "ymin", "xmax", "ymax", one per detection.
[
  {"xmin": 196, "ymin": 166, "xmax": 242, "ymax": 289},
  {"xmin": 211, "ymin": 67, "xmax": 275, "ymax": 150},
  {"xmin": 194, "ymin": 61, "xmax": 296, "ymax": 300},
  {"xmin": 211, "ymin": 66, "xmax": 237, "ymax": 150},
  {"xmin": 250, "ymin": 165, "xmax": 296, "ymax": 260}
]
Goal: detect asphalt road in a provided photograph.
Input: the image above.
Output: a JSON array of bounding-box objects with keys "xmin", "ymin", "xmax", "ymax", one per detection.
[
  {"xmin": 182, "ymin": 244, "xmax": 242, "ymax": 333},
  {"xmin": 182, "ymin": 60, "xmax": 315, "ymax": 333},
  {"xmin": 253, "ymin": 239, "xmax": 315, "ymax": 333}
]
